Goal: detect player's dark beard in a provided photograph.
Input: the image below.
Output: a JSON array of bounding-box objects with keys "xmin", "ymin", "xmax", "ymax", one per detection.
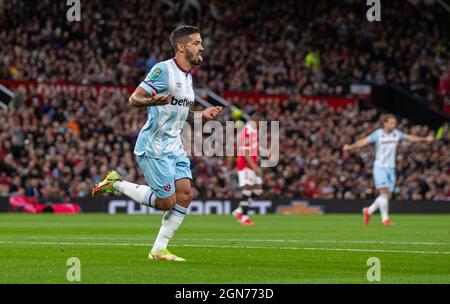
[{"xmin": 186, "ymin": 49, "xmax": 201, "ymax": 66}]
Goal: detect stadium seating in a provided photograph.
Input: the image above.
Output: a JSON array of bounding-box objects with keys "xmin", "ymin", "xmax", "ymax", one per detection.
[
  {"xmin": 0, "ymin": 0, "xmax": 448, "ymax": 109},
  {"xmin": 0, "ymin": 0, "xmax": 449, "ymax": 201},
  {"xmin": 0, "ymin": 87, "xmax": 448, "ymax": 200}
]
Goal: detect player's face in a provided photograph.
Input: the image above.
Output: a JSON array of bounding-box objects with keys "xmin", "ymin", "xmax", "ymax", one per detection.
[
  {"xmin": 384, "ymin": 118, "xmax": 397, "ymax": 132},
  {"xmin": 184, "ymin": 33, "xmax": 204, "ymax": 66}
]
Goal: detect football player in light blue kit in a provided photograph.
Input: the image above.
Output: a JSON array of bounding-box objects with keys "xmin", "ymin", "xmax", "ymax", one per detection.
[
  {"xmin": 92, "ymin": 26, "xmax": 222, "ymax": 261},
  {"xmin": 343, "ymin": 114, "xmax": 433, "ymax": 226}
]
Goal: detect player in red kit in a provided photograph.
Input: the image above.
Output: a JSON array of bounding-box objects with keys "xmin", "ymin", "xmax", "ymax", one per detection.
[{"xmin": 232, "ymin": 114, "xmax": 264, "ymax": 226}]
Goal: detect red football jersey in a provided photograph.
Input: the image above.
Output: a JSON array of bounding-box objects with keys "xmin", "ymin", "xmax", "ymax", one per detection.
[{"xmin": 236, "ymin": 124, "xmax": 259, "ymax": 171}]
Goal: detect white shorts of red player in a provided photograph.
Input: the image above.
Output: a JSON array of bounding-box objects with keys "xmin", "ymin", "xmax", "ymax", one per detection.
[{"xmin": 238, "ymin": 168, "xmax": 263, "ymax": 188}]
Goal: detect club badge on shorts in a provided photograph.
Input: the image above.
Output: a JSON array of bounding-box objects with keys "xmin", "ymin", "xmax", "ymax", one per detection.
[{"xmin": 164, "ymin": 183, "xmax": 171, "ymax": 192}]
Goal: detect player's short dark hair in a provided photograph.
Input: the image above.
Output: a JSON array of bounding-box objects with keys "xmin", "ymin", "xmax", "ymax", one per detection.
[
  {"xmin": 170, "ymin": 25, "xmax": 200, "ymax": 52},
  {"xmin": 383, "ymin": 114, "xmax": 397, "ymax": 123}
]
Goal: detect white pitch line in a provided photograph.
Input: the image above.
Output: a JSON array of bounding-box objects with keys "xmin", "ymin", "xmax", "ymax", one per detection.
[
  {"xmin": 177, "ymin": 238, "xmax": 450, "ymax": 246},
  {"xmin": 0, "ymin": 240, "xmax": 449, "ymax": 255},
  {"xmin": 16, "ymin": 236, "xmax": 450, "ymax": 246}
]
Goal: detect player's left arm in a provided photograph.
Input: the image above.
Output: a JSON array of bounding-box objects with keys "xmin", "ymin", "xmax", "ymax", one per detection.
[
  {"xmin": 404, "ymin": 134, "xmax": 434, "ymax": 143},
  {"xmin": 186, "ymin": 106, "xmax": 222, "ymax": 124}
]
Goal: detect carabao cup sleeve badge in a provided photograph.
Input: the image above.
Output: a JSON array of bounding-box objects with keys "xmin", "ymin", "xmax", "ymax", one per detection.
[{"xmin": 149, "ymin": 68, "xmax": 162, "ymax": 82}]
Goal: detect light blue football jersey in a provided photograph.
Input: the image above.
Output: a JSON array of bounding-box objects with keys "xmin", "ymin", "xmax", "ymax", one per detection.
[
  {"xmin": 367, "ymin": 128, "xmax": 405, "ymax": 168},
  {"xmin": 134, "ymin": 58, "xmax": 195, "ymax": 158}
]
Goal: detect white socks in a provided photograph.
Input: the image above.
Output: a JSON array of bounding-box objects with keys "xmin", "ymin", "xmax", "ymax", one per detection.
[
  {"xmin": 368, "ymin": 193, "xmax": 389, "ymax": 222},
  {"xmin": 152, "ymin": 204, "xmax": 187, "ymax": 252},
  {"xmin": 234, "ymin": 206, "xmax": 243, "ymax": 214},
  {"xmin": 249, "ymin": 188, "xmax": 262, "ymax": 204},
  {"xmin": 113, "ymin": 181, "xmax": 156, "ymax": 208},
  {"xmin": 113, "ymin": 181, "xmax": 188, "ymax": 252},
  {"xmin": 368, "ymin": 197, "xmax": 380, "ymax": 214},
  {"xmin": 378, "ymin": 194, "xmax": 389, "ymax": 222}
]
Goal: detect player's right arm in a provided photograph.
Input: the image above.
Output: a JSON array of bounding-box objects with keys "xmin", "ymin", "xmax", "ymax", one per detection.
[
  {"xmin": 344, "ymin": 129, "xmax": 378, "ymax": 151},
  {"xmin": 128, "ymin": 63, "xmax": 173, "ymax": 108},
  {"xmin": 404, "ymin": 134, "xmax": 434, "ymax": 143},
  {"xmin": 128, "ymin": 87, "xmax": 173, "ymax": 108},
  {"xmin": 343, "ymin": 137, "xmax": 371, "ymax": 151}
]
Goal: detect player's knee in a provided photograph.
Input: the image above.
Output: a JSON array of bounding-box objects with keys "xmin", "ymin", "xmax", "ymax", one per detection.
[
  {"xmin": 177, "ymin": 188, "xmax": 193, "ymax": 205},
  {"xmin": 155, "ymin": 196, "xmax": 176, "ymax": 211},
  {"xmin": 379, "ymin": 189, "xmax": 391, "ymax": 199}
]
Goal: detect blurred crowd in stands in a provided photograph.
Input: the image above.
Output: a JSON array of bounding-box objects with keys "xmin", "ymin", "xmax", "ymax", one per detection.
[
  {"xmin": 0, "ymin": 0, "xmax": 449, "ymax": 109},
  {"xmin": 0, "ymin": 88, "xmax": 448, "ymax": 200},
  {"xmin": 0, "ymin": 0, "xmax": 449, "ymax": 201}
]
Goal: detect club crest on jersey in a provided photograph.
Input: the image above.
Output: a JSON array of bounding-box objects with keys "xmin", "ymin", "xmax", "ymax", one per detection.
[{"xmin": 164, "ymin": 183, "xmax": 171, "ymax": 192}]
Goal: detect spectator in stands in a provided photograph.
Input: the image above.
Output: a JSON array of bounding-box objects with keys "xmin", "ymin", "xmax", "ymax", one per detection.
[
  {"xmin": 0, "ymin": 0, "xmax": 448, "ymax": 201},
  {"xmin": 0, "ymin": 0, "xmax": 448, "ymax": 109}
]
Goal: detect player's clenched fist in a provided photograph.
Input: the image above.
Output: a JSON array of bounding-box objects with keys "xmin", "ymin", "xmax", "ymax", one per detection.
[
  {"xmin": 150, "ymin": 93, "xmax": 174, "ymax": 106},
  {"xmin": 202, "ymin": 106, "xmax": 222, "ymax": 119},
  {"xmin": 128, "ymin": 85, "xmax": 174, "ymax": 108},
  {"xmin": 425, "ymin": 135, "xmax": 434, "ymax": 143}
]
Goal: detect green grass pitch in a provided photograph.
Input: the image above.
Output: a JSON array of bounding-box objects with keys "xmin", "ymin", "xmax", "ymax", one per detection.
[{"xmin": 0, "ymin": 213, "xmax": 449, "ymax": 283}]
